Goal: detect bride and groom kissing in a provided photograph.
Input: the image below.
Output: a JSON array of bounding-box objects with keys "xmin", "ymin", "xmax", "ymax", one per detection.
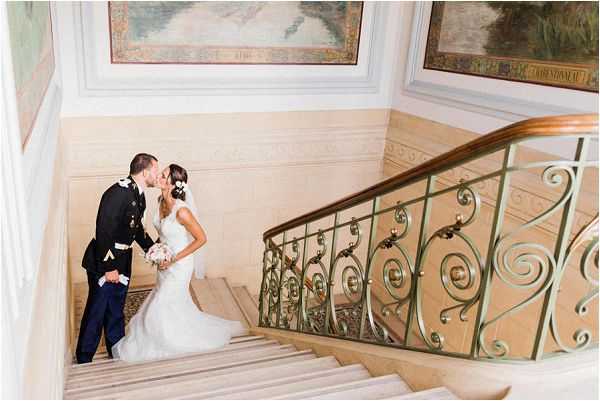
[{"xmin": 75, "ymin": 153, "xmax": 245, "ymax": 364}]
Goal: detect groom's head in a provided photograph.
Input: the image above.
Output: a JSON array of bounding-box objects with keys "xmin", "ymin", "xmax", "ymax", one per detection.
[{"xmin": 130, "ymin": 153, "xmax": 159, "ymax": 189}]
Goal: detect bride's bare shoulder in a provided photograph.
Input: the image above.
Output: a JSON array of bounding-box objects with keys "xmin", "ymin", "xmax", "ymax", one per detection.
[{"xmin": 175, "ymin": 205, "xmax": 194, "ymax": 223}]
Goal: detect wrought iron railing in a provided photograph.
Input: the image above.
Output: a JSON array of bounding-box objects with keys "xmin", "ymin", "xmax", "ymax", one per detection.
[{"xmin": 259, "ymin": 114, "xmax": 598, "ymax": 362}]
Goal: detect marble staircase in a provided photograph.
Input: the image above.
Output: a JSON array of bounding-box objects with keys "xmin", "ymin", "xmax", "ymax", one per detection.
[{"xmin": 65, "ymin": 278, "xmax": 457, "ymax": 400}]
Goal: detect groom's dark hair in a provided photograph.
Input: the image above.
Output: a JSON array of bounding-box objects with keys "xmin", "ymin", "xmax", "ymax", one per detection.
[{"xmin": 130, "ymin": 153, "xmax": 158, "ymax": 175}]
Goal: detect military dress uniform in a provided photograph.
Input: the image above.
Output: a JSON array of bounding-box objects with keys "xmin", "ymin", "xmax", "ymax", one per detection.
[{"xmin": 75, "ymin": 176, "xmax": 154, "ymax": 363}]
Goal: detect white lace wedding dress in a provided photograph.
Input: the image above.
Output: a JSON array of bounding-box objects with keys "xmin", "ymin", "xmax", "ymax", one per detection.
[{"xmin": 112, "ymin": 199, "xmax": 246, "ymax": 362}]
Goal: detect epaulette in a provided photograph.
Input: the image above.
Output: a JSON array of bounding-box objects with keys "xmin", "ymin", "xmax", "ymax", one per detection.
[{"xmin": 117, "ymin": 178, "xmax": 132, "ymax": 188}]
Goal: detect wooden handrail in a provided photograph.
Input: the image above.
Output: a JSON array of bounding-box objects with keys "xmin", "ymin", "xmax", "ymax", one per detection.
[{"xmin": 264, "ymin": 114, "xmax": 598, "ymax": 240}]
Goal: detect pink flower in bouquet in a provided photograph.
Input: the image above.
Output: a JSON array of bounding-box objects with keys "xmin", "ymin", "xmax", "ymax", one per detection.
[{"xmin": 145, "ymin": 243, "xmax": 174, "ymax": 268}]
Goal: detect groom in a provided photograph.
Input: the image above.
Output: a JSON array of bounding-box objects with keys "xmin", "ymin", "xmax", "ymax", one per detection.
[{"xmin": 76, "ymin": 153, "xmax": 159, "ymax": 363}]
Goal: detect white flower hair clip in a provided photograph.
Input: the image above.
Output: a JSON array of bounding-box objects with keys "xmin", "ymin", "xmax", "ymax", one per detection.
[{"xmin": 175, "ymin": 181, "xmax": 188, "ymax": 190}]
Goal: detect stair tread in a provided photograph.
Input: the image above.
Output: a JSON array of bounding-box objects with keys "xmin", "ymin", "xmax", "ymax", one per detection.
[
  {"xmin": 384, "ymin": 387, "xmax": 459, "ymax": 400},
  {"xmin": 87, "ymin": 357, "xmax": 341, "ymax": 400},
  {"xmin": 271, "ymin": 374, "xmax": 410, "ymax": 400},
  {"xmin": 67, "ymin": 344, "xmax": 296, "ymax": 387},
  {"xmin": 202, "ymin": 364, "xmax": 370, "ymax": 400},
  {"xmin": 64, "ymin": 349, "xmax": 314, "ymax": 397},
  {"xmin": 306, "ymin": 379, "xmax": 412, "ymax": 400},
  {"xmin": 69, "ymin": 341, "xmax": 283, "ymax": 379},
  {"xmin": 232, "ymin": 286, "xmax": 259, "ymax": 326},
  {"xmin": 65, "ymin": 278, "xmax": 431, "ymax": 401},
  {"xmin": 190, "ymin": 278, "xmax": 248, "ymax": 326},
  {"xmin": 70, "ymin": 339, "xmax": 278, "ymax": 376},
  {"xmin": 73, "ymin": 335, "xmax": 263, "ymax": 366},
  {"xmin": 69, "ymin": 353, "xmax": 319, "ymax": 400}
]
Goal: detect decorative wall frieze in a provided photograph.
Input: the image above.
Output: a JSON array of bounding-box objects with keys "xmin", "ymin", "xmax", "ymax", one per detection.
[{"xmin": 64, "ymin": 121, "xmax": 387, "ymax": 177}]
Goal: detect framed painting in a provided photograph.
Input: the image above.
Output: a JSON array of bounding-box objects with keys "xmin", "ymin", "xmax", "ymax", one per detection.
[
  {"xmin": 424, "ymin": 2, "xmax": 598, "ymax": 92},
  {"xmin": 6, "ymin": 1, "xmax": 55, "ymax": 147},
  {"xmin": 109, "ymin": 1, "xmax": 363, "ymax": 65}
]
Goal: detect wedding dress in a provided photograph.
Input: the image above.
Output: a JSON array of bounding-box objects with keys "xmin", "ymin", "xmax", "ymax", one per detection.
[{"xmin": 112, "ymin": 198, "xmax": 246, "ymax": 362}]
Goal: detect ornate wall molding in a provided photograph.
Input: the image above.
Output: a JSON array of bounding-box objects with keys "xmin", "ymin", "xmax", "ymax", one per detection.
[
  {"xmin": 63, "ymin": 115, "xmax": 388, "ymax": 177},
  {"xmin": 72, "ymin": 2, "xmax": 387, "ymax": 97}
]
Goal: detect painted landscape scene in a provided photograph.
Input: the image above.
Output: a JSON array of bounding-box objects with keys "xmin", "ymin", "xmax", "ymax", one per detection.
[
  {"xmin": 110, "ymin": 1, "xmax": 363, "ymax": 64},
  {"xmin": 7, "ymin": 1, "xmax": 55, "ymax": 146},
  {"xmin": 425, "ymin": 2, "xmax": 598, "ymax": 91}
]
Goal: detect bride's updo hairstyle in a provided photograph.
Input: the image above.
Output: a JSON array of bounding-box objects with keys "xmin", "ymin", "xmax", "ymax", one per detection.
[{"xmin": 168, "ymin": 164, "xmax": 188, "ymax": 201}]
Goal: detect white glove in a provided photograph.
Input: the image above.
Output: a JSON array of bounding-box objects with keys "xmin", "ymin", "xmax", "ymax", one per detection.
[{"xmin": 98, "ymin": 274, "xmax": 130, "ymax": 287}]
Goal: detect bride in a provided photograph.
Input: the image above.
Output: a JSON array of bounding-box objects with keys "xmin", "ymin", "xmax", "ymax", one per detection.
[{"xmin": 112, "ymin": 163, "xmax": 246, "ymax": 362}]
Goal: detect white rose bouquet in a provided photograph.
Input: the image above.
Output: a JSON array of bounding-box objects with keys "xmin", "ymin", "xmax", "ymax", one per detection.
[{"xmin": 145, "ymin": 243, "xmax": 174, "ymax": 269}]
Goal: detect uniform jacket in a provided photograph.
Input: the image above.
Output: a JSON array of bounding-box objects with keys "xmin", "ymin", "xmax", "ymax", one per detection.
[{"xmin": 82, "ymin": 176, "xmax": 154, "ymax": 276}]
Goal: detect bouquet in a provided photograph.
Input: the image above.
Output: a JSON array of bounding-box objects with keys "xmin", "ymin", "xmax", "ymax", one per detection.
[{"xmin": 145, "ymin": 243, "xmax": 174, "ymax": 268}]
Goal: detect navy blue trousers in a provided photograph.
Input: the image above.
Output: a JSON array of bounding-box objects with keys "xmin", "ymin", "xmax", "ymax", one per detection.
[{"xmin": 75, "ymin": 271, "xmax": 129, "ymax": 363}]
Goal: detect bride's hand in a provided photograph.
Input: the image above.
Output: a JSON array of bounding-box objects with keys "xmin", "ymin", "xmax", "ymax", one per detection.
[{"xmin": 159, "ymin": 257, "xmax": 175, "ymax": 270}]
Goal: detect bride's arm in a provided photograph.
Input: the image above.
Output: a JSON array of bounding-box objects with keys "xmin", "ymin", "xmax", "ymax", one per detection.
[{"xmin": 162, "ymin": 207, "xmax": 207, "ymax": 268}]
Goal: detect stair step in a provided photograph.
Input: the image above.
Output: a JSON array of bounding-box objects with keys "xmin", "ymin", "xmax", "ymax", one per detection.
[
  {"xmin": 203, "ymin": 364, "xmax": 370, "ymax": 400},
  {"xmin": 88, "ymin": 353, "xmax": 110, "ymax": 361},
  {"xmin": 87, "ymin": 356, "xmax": 340, "ymax": 400},
  {"xmin": 72, "ymin": 355, "xmax": 114, "ymax": 368},
  {"xmin": 73, "ymin": 350, "xmax": 109, "ymax": 363},
  {"xmin": 72, "ymin": 352, "xmax": 318, "ymax": 400},
  {"xmin": 70, "ymin": 339, "xmax": 278, "ymax": 376},
  {"xmin": 272, "ymin": 374, "xmax": 411, "ymax": 400},
  {"xmin": 72, "ymin": 334, "xmax": 263, "ymax": 367},
  {"xmin": 64, "ymin": 349, "xmax": 314, "ymax": 399},
  {"xmin": 67, "ymin": 343, "xmax": 294, "ymax": 388},
  {"xmin": 190, "ymin": 278, "xmax": 249, "ymax": 327},
  {"xmin": 222, "ymin": 279, "xmax": 254, "ymax": 328},
  {"xmin": 65, "ymin": 278, "xmax": 432, "ymax": 401},
  {"xmin": 384, "ymin": 387, "xmax": 458, "ymax": 400},
  {"xmin": 232, "ymin": 286, "xmax": 259, "ymax": 326}
]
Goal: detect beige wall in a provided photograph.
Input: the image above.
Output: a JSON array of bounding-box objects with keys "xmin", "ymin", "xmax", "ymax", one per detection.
[
  {"xmin": 366, "ymin": 110, "xmax": 598, "ymax": 360},
  {"xmin": 63, "ymin": 107, "xmax": 597, "ymax": 363},
  {"xmin": 22, "ymin": 133, "xmax": 70, "ymax": 399},
  {"xmin": 64, "ymin": 109, "xmax": 388, "ymax": 296}
]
